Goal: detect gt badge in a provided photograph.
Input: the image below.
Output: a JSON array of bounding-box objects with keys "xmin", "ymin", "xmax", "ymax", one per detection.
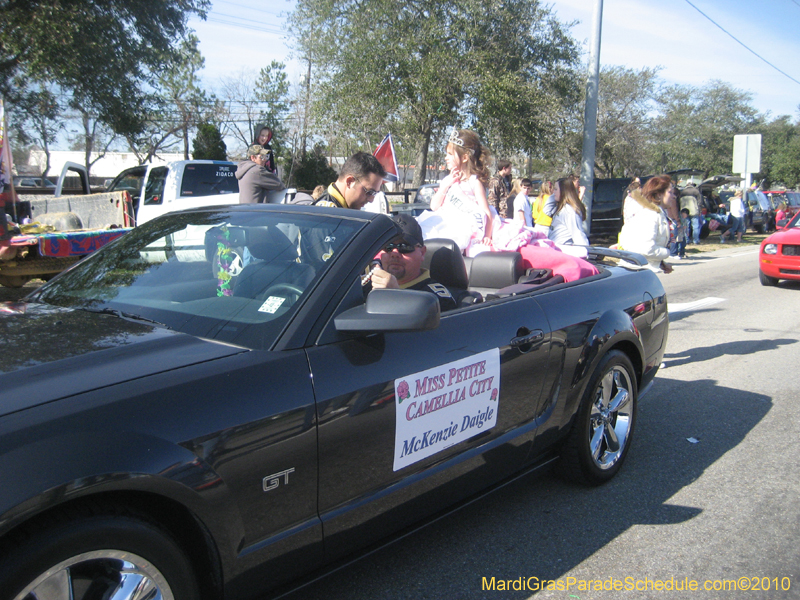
[{"xmin": 262, "ymin": 468, "xmax": 295, "ymax": 492}]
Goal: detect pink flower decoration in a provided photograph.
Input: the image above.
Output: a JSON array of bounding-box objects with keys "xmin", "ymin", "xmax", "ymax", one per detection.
[{"xmin": 397, "ymin": 381, "xmax": 410, "ymax": 402}]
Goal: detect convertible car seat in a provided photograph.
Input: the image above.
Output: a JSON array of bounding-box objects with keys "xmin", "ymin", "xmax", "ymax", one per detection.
[
  {"xmin": 422, "ymin": 238, "xmax": 482, "ymax": 306},
  {"xmin": 233, "ymin": 226, "xmax": 315, "ymax": 300},
  {"xmin": 467, "ymin": 251, "xmax": 524, "ymax": 296},
  {"xmin": 468, "ymin": 250, "xmax": 565, "ymax": 298}
]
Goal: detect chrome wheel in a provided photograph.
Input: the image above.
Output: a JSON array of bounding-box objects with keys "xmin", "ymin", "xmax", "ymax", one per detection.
[
  {"xmin": 15, "ymin": 550, "xmax": 173, "ymax": 600},
  {"xmin": 588, "ymin": 365, "xmax": 634, "ymax": 471},
  {"xmin": 560, "ymin": 350, "xmax": 638, "ymax": 485}
]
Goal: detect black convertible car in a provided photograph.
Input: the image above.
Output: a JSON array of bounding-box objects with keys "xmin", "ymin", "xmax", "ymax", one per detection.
[{"xmin": 0, "ymin": 205, "xmax": 668, "ymax": 600}]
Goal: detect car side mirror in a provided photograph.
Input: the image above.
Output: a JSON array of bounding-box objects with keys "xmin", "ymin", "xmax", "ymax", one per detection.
[{"xmin": 335, "ymin": 289, "xmax": 440, "ymax": 333}]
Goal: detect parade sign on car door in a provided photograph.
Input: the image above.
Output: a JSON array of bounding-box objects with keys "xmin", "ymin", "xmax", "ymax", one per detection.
[{"xmin": 393, "ymin": 348, "xmax": 500, "ymax": 471}]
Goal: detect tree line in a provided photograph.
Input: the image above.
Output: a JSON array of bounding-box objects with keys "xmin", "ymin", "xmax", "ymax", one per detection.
[{"xmin": 3, "ymin": 0, "xmax": 799, "ymax": 190}]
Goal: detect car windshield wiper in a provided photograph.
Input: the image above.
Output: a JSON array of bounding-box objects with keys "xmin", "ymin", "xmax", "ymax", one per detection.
[{"xmin": 82, "ymin": 307, "xmax": 172, "ymax": 330}]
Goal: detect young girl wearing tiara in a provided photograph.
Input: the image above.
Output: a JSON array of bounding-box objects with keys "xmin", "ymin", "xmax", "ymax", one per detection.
[{"xmin": 423, "ymin": 128, "xmax": 494, "ymax": 253}]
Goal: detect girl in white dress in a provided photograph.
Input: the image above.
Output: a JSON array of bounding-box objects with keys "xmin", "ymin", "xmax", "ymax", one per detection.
[{"xmin": 423, "ymin": 128, "xmax": 494, "ymax": 253}]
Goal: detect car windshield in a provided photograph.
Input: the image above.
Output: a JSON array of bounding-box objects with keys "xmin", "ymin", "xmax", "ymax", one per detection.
[
  {"xmin": 30, "ymin": 208, "xmax": 365, "ymax": 349},
  {"xmin": 785, "ymin": 192, "xmax": 800, "ymax": 207}
]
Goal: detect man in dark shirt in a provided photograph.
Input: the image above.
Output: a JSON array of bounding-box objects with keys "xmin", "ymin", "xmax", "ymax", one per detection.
[
  {"xmin": 313, "ymin": 152, "xmax": 385, "ymax": 211},
  {"xmin": 302, "ymin": 152, "xmax": 386, "ymax": 268},
  {"xmin": 369, "ymin": 214, "xmax": 457, "ymax": 311},
  {"xmin": 487, "ymin": 159, "xmax": 512, "ymax": 218}
]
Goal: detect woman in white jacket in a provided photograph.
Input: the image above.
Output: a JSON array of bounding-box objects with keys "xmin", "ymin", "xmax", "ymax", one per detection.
[{"xmin": 618, "ymin": 175, "xmax": 675, "ymax": 273}]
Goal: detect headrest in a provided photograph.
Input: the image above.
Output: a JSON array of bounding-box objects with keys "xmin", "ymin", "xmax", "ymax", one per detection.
[
  {"xmin": 204, "ymin": 226, "xmax": 247, "ymax": 261},
  {"xmin": 246, "ymin": 226, "xmax": 297, "ymax": 261},
  {"xmin": 468, "ymin": 251, "xmax": 523, "ymax": 290},
  {"xmin": 423, "ymin": 238, "xmax": 469, "ymax": 289}
]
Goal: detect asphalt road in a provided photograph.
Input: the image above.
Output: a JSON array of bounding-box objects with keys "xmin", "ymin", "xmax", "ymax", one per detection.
[
  {"xmin": 3, "ymin": 245, "xmax": 798, "ymax": 600},
  {"xmin": 279, "ymin": 245, "xmax": 800, "ymax": 600}
]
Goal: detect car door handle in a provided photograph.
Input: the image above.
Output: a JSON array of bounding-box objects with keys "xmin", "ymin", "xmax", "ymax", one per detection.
[{"xmin": 510, "ymin": 329, "xmax": 544, "ymax": 348}]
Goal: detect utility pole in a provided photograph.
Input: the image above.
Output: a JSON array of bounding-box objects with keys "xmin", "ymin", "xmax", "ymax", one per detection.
[
  {"xmin": 301, "ymin": 58, "xmax": 312, "ymax": 161},
  {"xmin": 580, "ymin": 0, "xmax": 603, "ymax": 234}
]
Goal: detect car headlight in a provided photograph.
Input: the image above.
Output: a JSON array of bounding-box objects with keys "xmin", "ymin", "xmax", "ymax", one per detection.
[{"xmin": 763, "ymin": 244, "xmax": 778, "ymax": 255}]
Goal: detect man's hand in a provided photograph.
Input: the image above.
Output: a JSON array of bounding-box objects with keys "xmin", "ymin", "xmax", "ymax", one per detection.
[{"xmin": 370, "ymin": 266, "xmax": 400, "ymax": 289}]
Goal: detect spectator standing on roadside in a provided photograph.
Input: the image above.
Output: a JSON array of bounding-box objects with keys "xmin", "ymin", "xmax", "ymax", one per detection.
[
  {"xmin": 513, "ymin": 178, "xmax": 533, "ymax": 226},
  {"xmin": 617, "ymin": 174, "xmax": 673, "ymax": 273},
  {"xmin": 776, "ymin": 202, "xmax": 789, "ymax": 226},
  {"xmin": 549, "ymin": 177, "xmax": 589, "ymax": 246},
  {"xmin": 311, "ymin": 185, "xmax": 326, "ymax": 200},
  {"xmin": 531, "ymin": 180, "xmax": 556, "ymax": 236},
  {"xmin": 679, "ymin": 183, "xmax": 703, "ymax": 244},
  {"xmin": 235, "ymin": 144, "xmax": 283, "ymax": 204},
  {"xmin": 721, "ymin": 189, "xmax": 746, "ymax": 243},
  {"xmin": 674, "ymin": 208, "xmax": 689, "ymax": 259},
  {"xmin": 507, "ymin": 178, "xmax": 523, "ymax": 213},
  {"xmin": 487, "ymin": 159, "xmax": 513, "ymax": 219},
  {"xmin": 254, "ymin": 126, "xmax": 277, "ymax": 174},
  {"xmin": 571, "ymin": 173, "xmax": 586, "ymax": 202}
]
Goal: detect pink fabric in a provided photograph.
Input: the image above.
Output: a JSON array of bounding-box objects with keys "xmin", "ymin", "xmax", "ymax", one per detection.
[
  {"xmin": 491, "ymin": 219, "xmax": 533, "ymax": 251},
  {"xmin": 519, "ymin": 245, "xmax": 599, "ymax": 283}
]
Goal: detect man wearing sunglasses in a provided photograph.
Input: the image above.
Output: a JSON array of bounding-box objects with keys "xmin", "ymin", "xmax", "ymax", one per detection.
[
  {"xmin": 301, "ymin": 152, "xmax": 387, "ymax": 268},
  {"xmin": 313, "ymin": 152, "xmax": 386, "ymax": 211},
  {"xmin": 369, "ymin": 214, "xmax": 457, "ymax": 312}
]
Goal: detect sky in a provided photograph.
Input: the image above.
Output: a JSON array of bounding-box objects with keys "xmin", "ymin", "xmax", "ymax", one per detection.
[{"xmin": 189, "ymin": 0, "xmax": 800, "ymax": 121}]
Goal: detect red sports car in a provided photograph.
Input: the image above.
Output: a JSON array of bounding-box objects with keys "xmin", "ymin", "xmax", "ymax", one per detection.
[{"xmin": 759, "ymin": 211, "xmax": 800, "ymax": 285}]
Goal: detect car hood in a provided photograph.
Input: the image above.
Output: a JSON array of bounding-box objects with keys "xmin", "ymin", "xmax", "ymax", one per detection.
[
  {"xmin": 764, "ymin": 228, "xmax": 800, "ymax": 246},
  {"xmin": 0, "ymin": 302, "xmax": 248, "ymax": 417}
]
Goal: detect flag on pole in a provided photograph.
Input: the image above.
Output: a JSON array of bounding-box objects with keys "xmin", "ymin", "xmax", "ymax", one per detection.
[
  {"xmin": 0, "ymin": 98, "xmax": 18, "ymax": 228},
  {"xmin": 0, "ymin": 99, "xmax": 13, "ymax": 190},
  {"xmin": 373, "ymin": 133, "xmax": 399, "ymax": 183}
]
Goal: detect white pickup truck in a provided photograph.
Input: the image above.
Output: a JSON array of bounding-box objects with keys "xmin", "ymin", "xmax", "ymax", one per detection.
[
  {"xmin": 105, "ymin": 160, "xmax": 245, "ymax": 224},
  {"xmin": 1, "ymin": 160, "xmax": 286, "ymax": 287}
]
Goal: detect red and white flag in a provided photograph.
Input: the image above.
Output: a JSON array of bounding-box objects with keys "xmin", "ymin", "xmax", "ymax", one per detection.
[{"xmin": 373, "ymin": 133, "xmax": 399, "ymax": 183}]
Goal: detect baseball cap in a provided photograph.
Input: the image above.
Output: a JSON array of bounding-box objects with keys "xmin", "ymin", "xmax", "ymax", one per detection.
[
  {"xmin": 247, "ymin": 144, "xmax": 269, "ymax": 157},
  {"xmin": 392, "ymin": 213, "xmax": 424, "ymax": 247}
]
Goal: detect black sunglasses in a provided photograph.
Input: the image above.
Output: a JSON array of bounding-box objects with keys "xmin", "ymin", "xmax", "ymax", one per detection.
[
  {"xmin": 359, "ymin": 180, "xmax": 379, "ymax": 197},
  {"xmin": 383, "ymin": 242, "xmax": 419, "ymax": 254}
]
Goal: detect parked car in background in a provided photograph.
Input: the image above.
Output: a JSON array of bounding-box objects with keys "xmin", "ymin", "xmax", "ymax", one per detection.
[
  {"xmin": 12, "ymin": 176, "xmax": 56, "ymax": 189},
  {"xmin": 409, "ymin": 182, "xmax": 439, "ymax": 216},
  {"xmin": 759, "ymin": 211, "xmax": 800, "ymax": 285},
  {"xmin": 765, "ymin": 190, "xmax": 800, "ymax": 220},
  {"xmin": 0, "ymin": 204, "xmax": 668, "ymax": 600},
  {"xmin": 412, "ymin": 182, "xmax": 438, "ymax": 205},
  {"xmin": 744, "ymin": 189, "xmax": 772, "ymax": 233},
  {"xmin": 716, "ymin": 185, "xmax": 771, "ymax": 234},
  {"xmin": 585, "ymin": 178, "xmax": 637, "ymax": 238}
]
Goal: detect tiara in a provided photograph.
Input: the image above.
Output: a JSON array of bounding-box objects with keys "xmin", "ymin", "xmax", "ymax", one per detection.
[{"xmin": 447, "ymin": 127, "xmax": 465, "ymax": 148}]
